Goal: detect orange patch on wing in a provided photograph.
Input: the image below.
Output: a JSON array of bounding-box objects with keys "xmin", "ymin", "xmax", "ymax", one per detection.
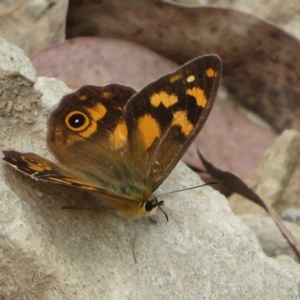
[
  {"xmin": 206, "ymin": 68, "xmax": 216, "ymax": 78},
  {"xmin": 25, "ymin": 163, "xmax": 47, "ymax": 172},
  {"xmin": 169, "ymin": 73, "xmax": 182, "ymax": 83},
  {"xmin": 150, "ymin": 91, "xmax": 178, "ymax": 108},
  {"xmin": 80, "ymin": 120, "xmax": 97, "ymax": 138},
  {"xmin": 113, "ymin": 121, "xmax": 128, "ymax": 149},
  {"xmin": 88, "ymin": 103, "xmax": 107, "ymax": 121},
  {"xmin": 47, "ymin": 177, "xmax": 98, "ymax": 191},
  {"xmin": 186, "ymin": 87, "xmax": 207, "ymax": 107},
  {"xmin": 138, "ymin": 114, "xmax": 160, "ymax": 149},
  {"xmin": 21, "ymin": 156, "xmax": 52, "ymax": 172},
  {"xmin": 172, "ymin": 110, "xmax": 193, "ymax": 136}
]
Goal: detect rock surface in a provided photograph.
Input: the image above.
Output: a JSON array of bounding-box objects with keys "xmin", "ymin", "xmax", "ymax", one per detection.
[
  {"xmin": 240, "ymin": 214, "xmax": 300, "ymax": 262},
  {"xmin": 0, "ymin": 0, "xmax": 68, "ymax": 56},
  {"xmin": 0, "ymin": 39, "xmax": 299, "ymax": 299},
  {"xmin": 229, "ymin": 129, "xmax": 300, "ymax": 215},
  {"xmin": 275, "ymin": 255, "xmax": 300, "ymax": 292},
  {"xmin": 282, "ymin": 208, "xmax": 300, "ymax": 226}
]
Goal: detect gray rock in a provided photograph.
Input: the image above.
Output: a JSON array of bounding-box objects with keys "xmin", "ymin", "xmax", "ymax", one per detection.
[
  {"xmin": 254, "ymin": 130, "xmax": 300, "ymax": 211},
  {"xmin": 34, "ymin": 76, "xmax": 72, "ymax": 114},
  {"xmin": 275, "ymin": 255, "xmax": 300, "ymax": 294},
  {"xmin": 280, "ymin": 161, "xmax": 300, "ymax": 215},
  {"xmin": 240, "ymin": 214, "xmax": 300, "ymax": 262},
  {"xmin": 0, "ymin": 39, "xmax": 299, "ymax": 299},
  {"xmin": 229, "ymin": 129, "xmax": 300, "ymax": 215},
  {"xmin": 282, "ymin": 208, "xmax": 300, "ymax": 225},
  {"xmin": 0, "ymin": 0, "xmax": 68, "ymax": 55},
  {"xmin": 0, "ymin": 37, "xmax": 70, "ymax": 153},
  {"xmin": 0, "ymin": 37, "xmax": 40, "ymax": 125}
]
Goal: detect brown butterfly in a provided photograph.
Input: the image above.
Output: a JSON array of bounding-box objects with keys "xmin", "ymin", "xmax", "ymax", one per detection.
[{"xmin": 3, "ymin": 55, "xmax": 222, "ymax": 218}]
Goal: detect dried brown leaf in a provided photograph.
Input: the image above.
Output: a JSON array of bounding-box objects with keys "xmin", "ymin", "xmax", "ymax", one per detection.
[{"xmin": 198, "ymin": 149, "xmax": 300, "ymax": 260}]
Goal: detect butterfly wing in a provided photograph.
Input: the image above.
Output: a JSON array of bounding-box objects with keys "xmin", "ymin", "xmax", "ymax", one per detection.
[
  {"xmin": 3, "ymin": 56, "xmax": 221, "ymax": 218},
  {"xmin": 124, "ymin": 55, "xmax": 222, "ymax": 190},
  {"xmin": 34, "ymin": 55, "xmax": 220, "ymax": 201},
  {"xmin": 2, "ymin": 150, "xmax": 138, "ymax": 205},
  {"xmin": 46, "ymin": 83, "xmax": 149, "ymax": 199}
]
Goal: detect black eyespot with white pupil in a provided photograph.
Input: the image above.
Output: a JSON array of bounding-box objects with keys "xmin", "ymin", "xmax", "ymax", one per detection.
[
  {"xmin": 69, "ymin": 114, "xmax": 85, "ymax": 127},
  {"xmin": 65, "ymin": 111, "xmax": 90, "ymax": 131}
]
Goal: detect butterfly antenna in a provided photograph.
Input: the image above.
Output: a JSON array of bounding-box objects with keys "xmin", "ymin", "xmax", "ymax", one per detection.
[
  {"xmin": 158, "ymin": 201, "xmax": 169, "ymax": 222},
  {"xmin": 157, "ymin": 181, "xmax": 218, "ymax": 198}
]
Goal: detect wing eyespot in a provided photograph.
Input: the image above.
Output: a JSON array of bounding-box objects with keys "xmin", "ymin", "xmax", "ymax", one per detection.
[{"xmin": 65, "ymin": 111, "xmax": 90, "ymax": 131}]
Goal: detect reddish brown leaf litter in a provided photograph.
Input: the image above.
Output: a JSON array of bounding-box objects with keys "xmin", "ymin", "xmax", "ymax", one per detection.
[{"xmin": 30, "ymin": 37, "xmax": 178, "ymax": 89}]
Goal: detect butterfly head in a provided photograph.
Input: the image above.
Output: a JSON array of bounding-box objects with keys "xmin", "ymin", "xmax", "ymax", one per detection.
[{"xmin": 143, "ymin": 196, "xmax": 168, "ymax": 221}]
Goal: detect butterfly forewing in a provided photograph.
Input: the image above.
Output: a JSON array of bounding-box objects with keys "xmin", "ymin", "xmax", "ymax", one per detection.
[
  {"xmin": 124, "ymin": 55, "xmax": 222, "ymax": 190},
  {"xmin": 2, "ymin": 150, "xmax": 138, "ymax": 204}
]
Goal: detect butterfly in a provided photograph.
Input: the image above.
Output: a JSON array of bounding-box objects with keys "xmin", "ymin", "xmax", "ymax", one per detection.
[{"xmin": 3, "ymin": 55, "xmax": 222, "ymax": 219}]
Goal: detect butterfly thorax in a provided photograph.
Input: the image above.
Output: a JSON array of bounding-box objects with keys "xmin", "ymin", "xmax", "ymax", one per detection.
[
  {"xmin": 71, "ymin": 166, "xmax": 157, "ymax": 216},
  {"xmin": 94, "ymin": 186, "xmax": 160, "ymax": 219},
  {"xmin": 123, "ymin": 194, "xmax": 161, "ymax": 219}
]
